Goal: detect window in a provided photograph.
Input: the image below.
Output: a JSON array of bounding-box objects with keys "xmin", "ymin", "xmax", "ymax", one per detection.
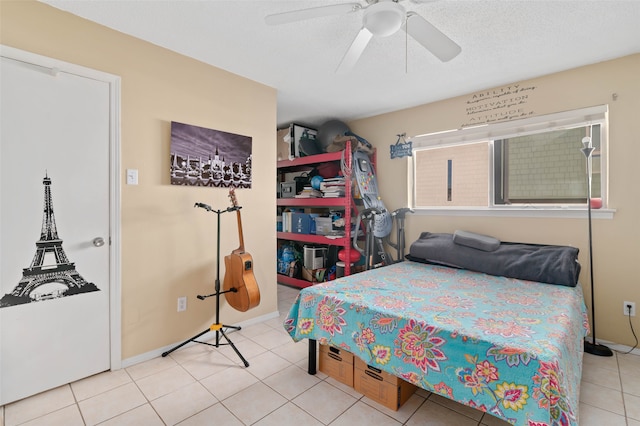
[
  {"xmin": 410, "ymin": 106, "xmax": 608, "ymax": 215},
  {"xmin": 494, "ymin": 124, "xmax": 601, "ymax": 205},
  {"xmin": 415, "ymin": 142, "xmax": 489, "ymax": 207}
]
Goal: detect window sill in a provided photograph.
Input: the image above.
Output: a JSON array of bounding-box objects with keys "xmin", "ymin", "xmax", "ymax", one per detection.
[{"xmin": 412, "ymin": 207, "xmax": 615, "ymax": 219}]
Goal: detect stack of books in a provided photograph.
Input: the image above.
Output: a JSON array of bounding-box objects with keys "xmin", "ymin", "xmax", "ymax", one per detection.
[
  {"xmin": 295, "ymin": 186, "xmax": 322, "ymax": 198},
  {"xmin": 320, "ymin": 177, "xmax": 346, "ymax": 198}
]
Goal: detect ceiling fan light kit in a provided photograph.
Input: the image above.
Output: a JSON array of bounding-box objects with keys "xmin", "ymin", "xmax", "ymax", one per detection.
[{"xmin": 363, "ymin": 1, "xmax": 405, "ymax": 37}]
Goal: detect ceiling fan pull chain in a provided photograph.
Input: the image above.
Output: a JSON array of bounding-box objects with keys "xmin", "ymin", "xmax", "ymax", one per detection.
[{"xmin": 405, "ymin": 14, "xmax": 408, "ymax": 73}]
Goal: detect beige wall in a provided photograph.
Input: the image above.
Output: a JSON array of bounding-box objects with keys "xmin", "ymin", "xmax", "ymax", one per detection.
[
  {"xmin": 350, "ymin": 54, "xmax": 640, "ymax": 347},
  {"xmin": 1, "ymin": 1, "xmax": 278, "ymax": 360}
]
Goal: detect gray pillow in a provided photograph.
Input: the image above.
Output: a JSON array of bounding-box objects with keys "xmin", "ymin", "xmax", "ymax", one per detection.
[{"xmin": 453, "ymin": 230, "xmax": 500, "ymax": 252}]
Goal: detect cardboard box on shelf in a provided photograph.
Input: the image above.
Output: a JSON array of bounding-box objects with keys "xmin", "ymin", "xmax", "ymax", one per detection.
[
  {"xmin": 301, "ymin": 267, "xmax": 326, "ymax": 283},
  {"xmin": 277, "ymin": 127, "xmax": 291, "ymax": 161},
  {"xmin": 319, "ymin": 345, "xmax": 354, "ymax": 387},
  {"xmin": 353, "ymin": 357, "xmax": 417, "ymax": 411}
]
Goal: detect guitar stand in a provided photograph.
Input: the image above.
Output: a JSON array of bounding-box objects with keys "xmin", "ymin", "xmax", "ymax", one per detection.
[{"xmin": 161, "ymin": 202, "xmax": 249, "ymax": 367}]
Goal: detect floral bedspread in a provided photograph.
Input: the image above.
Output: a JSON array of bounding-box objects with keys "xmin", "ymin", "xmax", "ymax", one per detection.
[{"xmin": 284, "ymin": 261, "xmax": 589, "ymax": 426}]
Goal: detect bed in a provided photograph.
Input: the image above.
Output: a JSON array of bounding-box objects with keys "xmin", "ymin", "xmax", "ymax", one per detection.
[{"xmin": 284, "ymin": 233, "xmax": 589, "ymax": 426}]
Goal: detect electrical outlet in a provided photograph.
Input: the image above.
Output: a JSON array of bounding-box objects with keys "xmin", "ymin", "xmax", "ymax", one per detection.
[
  {"xmin": 177, "ymin": 296, "xmax": 187, "ymax": 312},
  {"xmin": 623, "ymin": 301, "xmax": 636, "ymax": 317}
]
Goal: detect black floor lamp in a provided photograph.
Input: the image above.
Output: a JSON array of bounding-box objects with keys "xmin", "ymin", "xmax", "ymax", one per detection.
[{"xmin": 581, "ymin": 136, "xmax": 613, "ymax": 357}]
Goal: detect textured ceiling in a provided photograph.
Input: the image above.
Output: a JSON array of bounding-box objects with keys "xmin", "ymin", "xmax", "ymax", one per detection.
[{"xmin": 41, "ymin": 0, "xmax": 640, "ymax": 129}]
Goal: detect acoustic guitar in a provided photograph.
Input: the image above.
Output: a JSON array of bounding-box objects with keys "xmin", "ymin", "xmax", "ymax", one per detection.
[{"xmin": 223, "ymin": 189, "xmax": 260, "ymax": 312}]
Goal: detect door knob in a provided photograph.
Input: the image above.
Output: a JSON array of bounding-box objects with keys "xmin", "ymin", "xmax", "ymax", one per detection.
[{"xmin": 92, "ymin": 237, "xmax": 105, "ymax": 247}]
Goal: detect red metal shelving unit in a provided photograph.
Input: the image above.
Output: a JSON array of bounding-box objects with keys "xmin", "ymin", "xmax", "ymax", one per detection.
[{"xmin": 277, "ymin": 142, "xmax": 355, "ymax": 289}]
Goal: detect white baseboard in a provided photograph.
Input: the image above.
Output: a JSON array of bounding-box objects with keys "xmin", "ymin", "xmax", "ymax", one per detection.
[
  {"xmin": 595, "ymin": 337, "xmax": 640, "ymax": 356},
  {"xmin": 121, "ymin": 310, "xmax": 281, "ymax": 369}
]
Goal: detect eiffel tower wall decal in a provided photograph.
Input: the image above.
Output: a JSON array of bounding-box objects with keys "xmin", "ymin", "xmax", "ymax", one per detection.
[{"xmin": 0, "ymin": 174, "xmax": 100, "ymax": 308}]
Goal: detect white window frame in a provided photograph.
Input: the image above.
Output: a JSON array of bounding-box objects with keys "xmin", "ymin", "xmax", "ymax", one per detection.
[{"xmin": 408, "ymin": 105, "xmax": 615, "ymax": 219}]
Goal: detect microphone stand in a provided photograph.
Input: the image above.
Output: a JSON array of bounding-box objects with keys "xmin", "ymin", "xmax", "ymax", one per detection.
[
  {"xmin": 581, "ymin": 137, "xmax": 612, "ymax": 357},
  {"xmin": 161, "ymin": 202, "xmax": 249, "ymax": 367}
]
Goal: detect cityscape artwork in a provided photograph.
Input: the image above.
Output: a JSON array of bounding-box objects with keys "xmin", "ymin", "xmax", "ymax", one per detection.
[{"xmin": 170, "ymin": 121, "xmax": 252, "ymax": 188}]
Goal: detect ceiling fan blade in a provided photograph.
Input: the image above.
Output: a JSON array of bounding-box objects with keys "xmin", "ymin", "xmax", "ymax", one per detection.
[
  {"xmin": 336, "ymin": 27, "xmax": 373, "ymax": 74},
  {"xmin": 404, "ymin": 12, "xmax": 461, "ymax": 62},
  {"xmin": 265, "ymin": 3, "xmax": 362, "ymax": 26}
]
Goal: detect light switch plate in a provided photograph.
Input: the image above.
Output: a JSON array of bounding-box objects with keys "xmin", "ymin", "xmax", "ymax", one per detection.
[{"xmin": 126, "ymin": 169, "xmax": 138, "ymax": 185}]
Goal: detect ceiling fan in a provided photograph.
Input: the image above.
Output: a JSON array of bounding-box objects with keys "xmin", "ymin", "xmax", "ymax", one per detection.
[{"xmin": 265, "ymin": 0, "xmax": 461, "ymax": 73}]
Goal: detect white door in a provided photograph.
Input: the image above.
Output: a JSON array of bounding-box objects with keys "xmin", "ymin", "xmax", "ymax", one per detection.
[{"xmin": 0, "ymin": 47, "xmax": 119, "ymax": 405}]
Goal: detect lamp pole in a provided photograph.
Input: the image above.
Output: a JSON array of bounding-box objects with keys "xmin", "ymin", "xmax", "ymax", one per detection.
[{"xmin": 581, "ymin": 136, "xmax": 613, "ymax": 357}]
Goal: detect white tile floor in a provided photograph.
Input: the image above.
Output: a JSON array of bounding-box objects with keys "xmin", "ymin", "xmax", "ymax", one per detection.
[{"xmin": 1, "ymin": 283, "xmax": 639, "ymax": 426}]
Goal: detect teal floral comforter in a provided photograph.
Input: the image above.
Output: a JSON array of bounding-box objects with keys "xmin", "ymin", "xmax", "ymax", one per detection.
[{"xmin": 284, "ymin": 261, "xmax": 589, "ymax": 426}]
